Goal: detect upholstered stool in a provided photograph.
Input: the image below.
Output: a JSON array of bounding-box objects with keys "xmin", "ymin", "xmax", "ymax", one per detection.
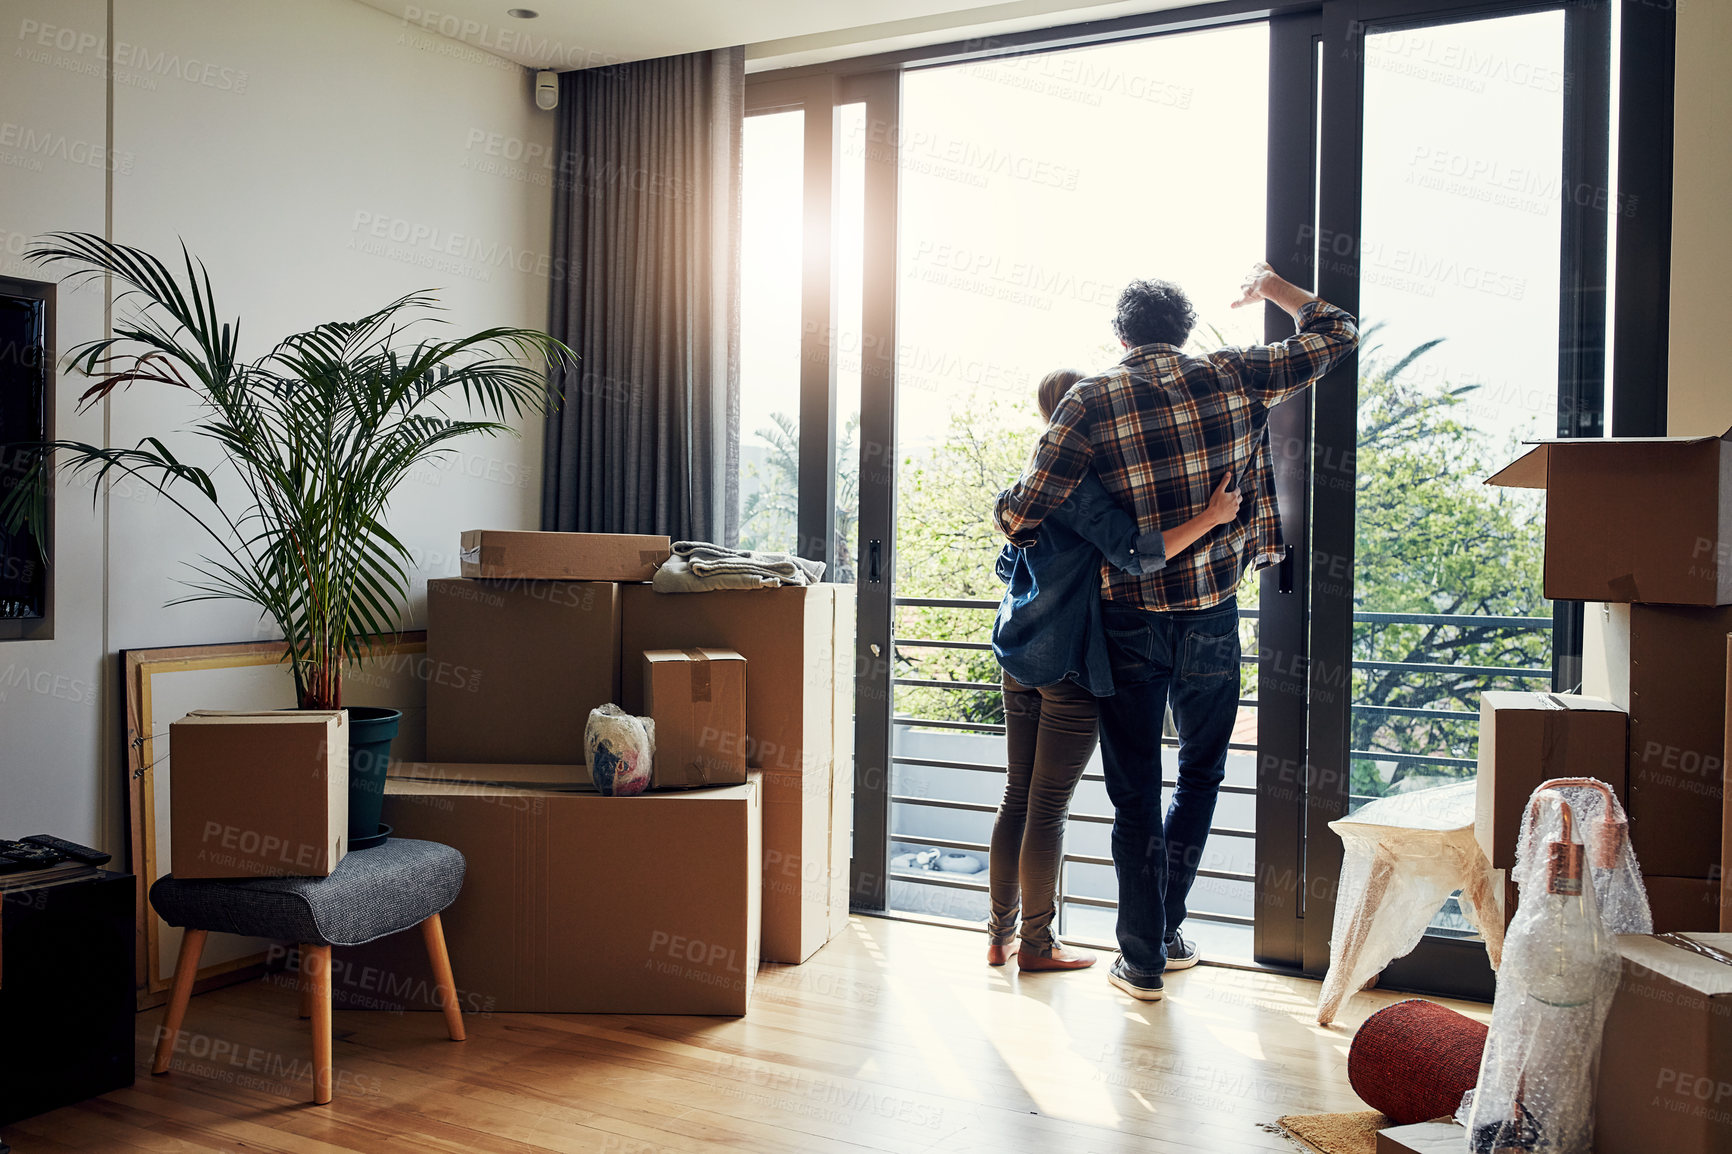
[{"xmin": 148, "ymin": 837, "xmax": 467, "ymax": 1104}]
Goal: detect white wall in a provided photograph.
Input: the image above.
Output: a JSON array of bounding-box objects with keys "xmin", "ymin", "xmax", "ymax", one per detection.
[
  {"xmin": 0, "ymin": 0, "xmax": 554, "ymax": 850},
  {"xmin": 1668, "ymin": 0, "xmax": 1732, "ymax": 436}
]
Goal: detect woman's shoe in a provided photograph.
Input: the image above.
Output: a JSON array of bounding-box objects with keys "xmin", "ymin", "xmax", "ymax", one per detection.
[
  {"xmin": 1016, "ymin": 944, "xmax": 1097, "ymax": 971},
  {"xmin": 986, "ymin": 940, "xmax": 1013, "ymax": 967}
]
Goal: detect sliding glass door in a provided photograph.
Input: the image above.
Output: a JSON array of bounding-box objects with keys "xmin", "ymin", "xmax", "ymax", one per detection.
[
  {"xmin": 743, "ymin": 0, "xmax": 1664, "ymax": 997},
  {"xmin": 880, "ymin": 23, "xmax": 1272, "ymax": 963}
]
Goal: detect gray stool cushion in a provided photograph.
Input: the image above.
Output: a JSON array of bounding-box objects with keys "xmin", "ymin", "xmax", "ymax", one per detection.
[{"xmin": 150, "ymin": 838, "xmax": 465, "ymax": 947}]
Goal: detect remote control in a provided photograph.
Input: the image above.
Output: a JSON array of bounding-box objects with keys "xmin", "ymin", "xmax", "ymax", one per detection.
[
  {"xmin": 0, "ymin": 840, "xmax": 62, "ymax": 869},
  {"xmin": 21, "ymin": 834, "xmax": 110, "ymax": 866},
  {"xmin": 0, "ymin": 855, "xmax": 26, "ymax": 874}
]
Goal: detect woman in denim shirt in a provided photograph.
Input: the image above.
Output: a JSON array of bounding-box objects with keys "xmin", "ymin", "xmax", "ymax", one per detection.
[{"xmin": 988, "ymin": 369, "xmax": 1240, "ymax": 970}]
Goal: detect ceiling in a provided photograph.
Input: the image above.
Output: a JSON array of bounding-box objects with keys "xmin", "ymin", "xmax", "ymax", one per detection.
[{"xmin": 354, "ymin": 0, "xmax": 1198, "ymax": 71}]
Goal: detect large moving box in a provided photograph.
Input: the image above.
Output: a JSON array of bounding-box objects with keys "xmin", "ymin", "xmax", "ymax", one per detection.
[
  {"xmin": 389, "ymin": 761, "xmax": 588, "ymax": 789},
  {"xmin": 1487, "ymin": 430, "xmax": 1732, "ymax": 606},
  {"xmin": 459, "ymin": 530, "xmax": 669, "ymax": 583},
  {"xmin": 1602, "ymin": 603, "xmax": 1732, "ymax": 877},
  {"xmin": 622, "ymin": 584, "xmax": 854, "ymax": 962},
  {"xmin": 425, "ymin": 578, "xmax": 621, "ymax": 765},
  {"xmin": 1595, "ymin": 933, "xmax": 1732, "ymax": 1154},
  {"xmin": 168, "ymin": 710, "xmax": 347, "ymax": 879},
  {"xmin": 1647, "ymin": 876, "xmax": 1721, "ymax": 933},
  {"xmin": 1474, "ymin": 692, "xmax": 1627, "ymax": 871},
  {"xmin": 339, "ymin": 776, "xmax": 761, "ymax": 1015}
]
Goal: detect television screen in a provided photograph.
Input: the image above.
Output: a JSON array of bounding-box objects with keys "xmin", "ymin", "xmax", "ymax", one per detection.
[{"xmin": 0, "ymin": 292, "xmax": 47, "ymax": 620}]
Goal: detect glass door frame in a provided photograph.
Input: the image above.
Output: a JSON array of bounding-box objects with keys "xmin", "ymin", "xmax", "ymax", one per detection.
[
  {"xmin": 1278, "ymin": 0, "xmax": 1673, "ymax": 992},
  {"xmin": 743, "ymin": 0, "xmax": 1675, "ymax": 991}
]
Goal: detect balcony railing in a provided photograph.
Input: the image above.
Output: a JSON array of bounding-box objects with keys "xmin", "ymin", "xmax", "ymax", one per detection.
[{"xmin": 886, "ymin": 596, "xmax": 1553, "ymax": 938}]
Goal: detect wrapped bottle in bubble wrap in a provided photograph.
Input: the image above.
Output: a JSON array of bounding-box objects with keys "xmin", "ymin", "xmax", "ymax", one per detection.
[
  {"xmin": 1465, "ymin": 777, "xmax": 1650, "ymax": 1153},
  {"xmin": 585, "ymin": 704, "xmax": 657, "ymax": 797}
]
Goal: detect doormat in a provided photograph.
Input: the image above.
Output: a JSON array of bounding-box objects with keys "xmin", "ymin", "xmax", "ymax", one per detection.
[{"xmin": 1272, "ymin": 1110, "xmax": 1391, "ymax": 1154}]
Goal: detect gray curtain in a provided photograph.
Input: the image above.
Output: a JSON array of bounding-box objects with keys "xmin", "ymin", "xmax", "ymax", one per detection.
[{"xmin": 541, "ymin": 47, "xmax": 743, "ymax": 544}]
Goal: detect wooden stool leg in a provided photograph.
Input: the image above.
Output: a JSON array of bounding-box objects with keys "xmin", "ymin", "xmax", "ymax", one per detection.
[
  {"xmin": 419, "ymin": 913, "xmax": 465, "ymax": 1042},
  {"xmin": 152, "ymin": 929, "xmax": 209, "ymax": 1074},
  {"xmin": 305, "ymin": 944, "xmax": 333, "ymax": 1105},
  {"xmin": 298, "ymin": 945, "xmax": 313, "ymax": 1020}
]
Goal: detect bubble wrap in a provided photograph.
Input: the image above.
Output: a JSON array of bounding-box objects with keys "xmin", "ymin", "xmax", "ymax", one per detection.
[
  {"xmin": 1315, "ymin": 781, "xmax": 1505, "ymax": 1026},
  {"xmin": 1464, "ymin": 777, "xmax": 1649, "ymax": 1152},
  {"xmin": 585, "ymin": 704, "xmax": 657, "ymax": 797}
]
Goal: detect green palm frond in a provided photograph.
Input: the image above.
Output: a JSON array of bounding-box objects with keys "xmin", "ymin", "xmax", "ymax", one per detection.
[{"xmin": 8, "ymin": 232, "xmax": 575, "ymax": 708}]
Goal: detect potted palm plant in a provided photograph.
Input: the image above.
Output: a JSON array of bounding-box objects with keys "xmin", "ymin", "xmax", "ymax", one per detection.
[{"xmin": 4, "ymin": 232, "xmax": 571, "ymax": 846}]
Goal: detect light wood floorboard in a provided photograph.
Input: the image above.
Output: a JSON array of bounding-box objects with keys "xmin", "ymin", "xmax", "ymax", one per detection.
[{"xmin": 20, "ymin": 916, "xmax": 1489, "ymax": 1153}]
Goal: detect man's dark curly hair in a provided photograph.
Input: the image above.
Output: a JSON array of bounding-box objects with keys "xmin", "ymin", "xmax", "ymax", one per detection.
[{"xmin": 1112, "ymin": 279, "xmax": 1198, "ymax": 349}]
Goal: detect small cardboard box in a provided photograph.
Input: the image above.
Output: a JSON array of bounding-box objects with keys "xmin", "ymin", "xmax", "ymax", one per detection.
[
  {"xmin": 425, "ymin": 577, "xmax": 621, "ymax": 765},
  {"xmin": 168, "ymin": 710, "xmax": 347, "ymax": 879},
  {"xmin": 1486, "ymin": 430, "xmax": 1732, "ymax": 606},
  {"xmin": 1595, "ymin": 933, "xmax": 1732, "ymax": 1154},
  {"xmin": 459, "ymin": 530, "xmax": 670, "ymax": 583},
  {"xmin": 621, "ymin": 584, "xmax": 855, "ymax": 962},
  {"xmin": 644, "ymin": 648, "xmax": 748, "ymax": 788},
  {"xmin": 1375, "ymin": 1122, "xmax": 1465, "ymax": 1153},
  {"xmin": 1621, "ymin": 604, "xmax": 1732, "ymax": 877},
  {"xmin": 1475, "ymin": 692, "xmax": 1628, "ymax": 870},
  {"xmin": 342, "ymin": 776, "xmax": 761, "ymax": 1014}
]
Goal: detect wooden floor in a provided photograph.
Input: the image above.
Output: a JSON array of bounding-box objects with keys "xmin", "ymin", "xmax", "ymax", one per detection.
[{"xmin": 23, "ymin": 917, "xmax": 1488, "ymax": 1153}]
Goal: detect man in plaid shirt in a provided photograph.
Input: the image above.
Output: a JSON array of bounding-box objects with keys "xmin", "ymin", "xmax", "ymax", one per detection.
[{"xmin": 994, "ymin": 262, "xmax": 1358, "ymax": 1000}]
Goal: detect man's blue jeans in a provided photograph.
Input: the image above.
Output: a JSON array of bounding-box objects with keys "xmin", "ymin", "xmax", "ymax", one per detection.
[{"xmin": 1098, "ymin": 596, "xmax": 1241, "ymax": 979}]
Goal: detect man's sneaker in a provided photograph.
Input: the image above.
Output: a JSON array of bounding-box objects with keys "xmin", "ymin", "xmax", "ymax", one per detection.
[
  {"xmin": 1106, "ymin": 957, "xmax": 1164, "ymax": 1002},
  {"xmin": 1163, "ymin": 931, "xmax": 1201, "ymax": 972}
]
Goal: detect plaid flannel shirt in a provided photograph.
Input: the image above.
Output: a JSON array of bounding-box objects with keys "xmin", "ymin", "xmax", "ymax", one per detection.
[{"xmin": 994, "ymin": 299, "xmax": 1359, "ymax": 612}]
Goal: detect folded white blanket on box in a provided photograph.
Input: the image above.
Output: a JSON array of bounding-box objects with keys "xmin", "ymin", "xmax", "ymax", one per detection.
[
  {"xmin": 652, "ymin": 541, "xmax": 827, "ymax": 593},
  {"xmin": 652, "ymin": 556, "xmax": 778, "ymax": 593}
]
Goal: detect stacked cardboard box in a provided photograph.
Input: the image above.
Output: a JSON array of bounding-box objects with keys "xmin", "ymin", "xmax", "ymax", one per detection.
[
  {"xmin": 1594, "ymin": 932, "xmax": 1732, "ymax": 1154},
  {"xmin": 1486, "ymin": 431, "xmax": 1732, "ymax": 933},
  {"xmin": 413, "ymin": 531, "xmax": 853, "ymax": 1008},
  {"xmin": 621, "ymin": 584, "xmax": 856, "ymax": 964},
  {"xmin": 336, "ymin": 775, "xmax": 762, "ymax": 1015}
]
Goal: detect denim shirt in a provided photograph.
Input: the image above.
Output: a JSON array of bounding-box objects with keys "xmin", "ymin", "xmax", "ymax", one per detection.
[{"xmin": 992, "ymin": 471, "xmax": 1167, "ymax": 696}]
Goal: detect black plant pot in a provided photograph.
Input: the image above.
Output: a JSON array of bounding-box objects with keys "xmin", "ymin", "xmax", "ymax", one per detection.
[{"xmin": 345, "ymin": 706, "xmax": 400, "ymax": 849}]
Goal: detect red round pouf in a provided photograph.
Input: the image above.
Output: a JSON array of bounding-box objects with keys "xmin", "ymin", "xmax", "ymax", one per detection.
[{"xmin": 1347, "ymin": 999, "xmax": 1490, "ymax": 1125}]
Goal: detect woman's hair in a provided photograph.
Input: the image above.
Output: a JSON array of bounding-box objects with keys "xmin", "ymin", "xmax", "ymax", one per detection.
[{"xmin": 1037, "ymin": 369, "xmax": 1086, "ymax": 422}]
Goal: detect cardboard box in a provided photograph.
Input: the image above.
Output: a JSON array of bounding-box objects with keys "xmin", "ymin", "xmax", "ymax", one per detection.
[
  {"xmin": 1475, "ymin": 692, "xmax": 1628, "ymax": 871},
  {"xmin": 1487, "ymin": 430, "xmax": 1732, "ymax": 606},
  {"xmin": 1648, "ymin": 876, "xmax": 1721, "ymax": 933},
  {"xmin": 425, "ymin": 578, "xmax": 621, "ymax": 765},
  {"xmin": 168, "ymin": 710, "xmax": 347, "ymax": 879},
  {"xmin": 459, "ymin": 530, "xmax": 669, "ymax": 583},
  {"xmin": 762, "ymin": 757, "xmax": 854, "ymax": 964},
  {"xmin": 1595, "ymin": 933, "xmax": 1732, "ymax": 1154},
  {"xmin": 1583, "ymin": 602, "xmax": 1633, "ymax": 708},
  {"xmin": 340, "ymin": 776, "xmax": 761, "ymax": 1014},
  {"xmin": 388, "ymin": 761, "xmax": 589, "ymax": 790},
  {"xmin": 1375, "ymin": 1122, "xmax": 1465, "ymax": 1153},
  {"xmin": 622, "ymin": 584, "xmax": 855, "ymax": 962},
  {"xmin": 644, "ymin": 648, "xmax": 748, "ymax": 788},
  {"xmin": 1724, "ymin": 636, "xmax": 1732, "ymax": 932},
  {"xmin": 1620, "ymin": 604, "xmax": 1732, "ymax": 877}
]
